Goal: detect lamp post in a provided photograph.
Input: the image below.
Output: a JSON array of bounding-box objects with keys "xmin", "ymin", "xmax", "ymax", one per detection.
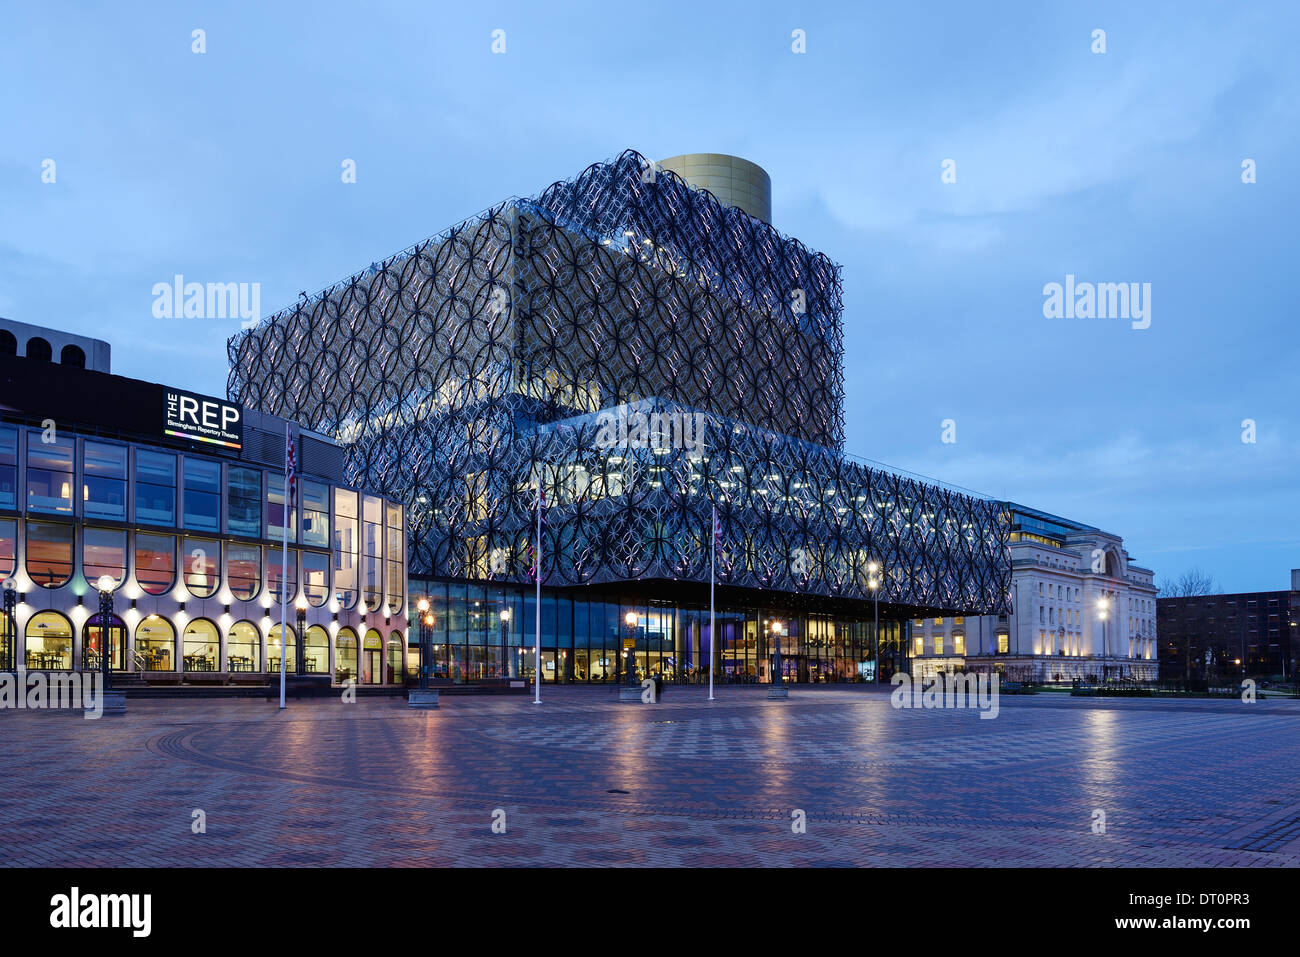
[
  {"xmin": 1097, "ymin": 595, "xmax": 1110, "ymax": 683},
  {"xmin": 867, "ymin": 561, "xmax": 881, "ymax": 684},
  {"xmin": 500, "ymin": 606, "xmax": 511, "ymax": 679},
  {"xmin": 771, "ymin": 619, "xmax": 785, "ymax": 687},
  {"xmin": 95, "ymin": 575, "xmax": 115, "ymax": 691},
  {"xmin": 294, "ymin": 594, "xmax": 307, "ymax": 676},
  {"xmin": 624, "ymin": 611, "xmax": 637, "ymax": 686},
  {"xmin": 416, "ymin": 597, "xmax": 430, "ymax": 690},
  {"xmin": 2, "ymin": 579, "xmax": 14, "ymax": 671}
]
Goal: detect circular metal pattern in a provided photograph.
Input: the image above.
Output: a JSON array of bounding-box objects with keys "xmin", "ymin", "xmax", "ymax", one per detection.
[{"xmin": 228, "ymin": 151, "xmax": 1010, "ymax": 614}]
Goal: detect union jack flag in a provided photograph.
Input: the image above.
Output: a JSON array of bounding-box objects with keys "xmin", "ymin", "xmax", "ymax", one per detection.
[{"xmin": 287, "ymin": 433, "xmax": 298, "ymax": 509}]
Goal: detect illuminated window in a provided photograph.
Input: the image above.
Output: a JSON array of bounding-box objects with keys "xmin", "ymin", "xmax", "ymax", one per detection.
[
  {"xmin": 913, "ymin": 634, "xmax": 924, "ymax": 655},
  {"xmin": 954, "ymin": 635, "xmax": 965, "ymax": 655},
  {"xmin": 265, "ymin": 548, "xmax": 297, "ymax": 603},
  {"xmin": 336, "ymin": 628, "xmax": 358, "ymax": 681},
  {"xmin": 82, "ymin": 527, "xmax": 126, "ymax": 588},
  {"xmin": 934, "ymin": 636, "xmax": 944, "ymax": 655},
  {"xmin": 303, "ymin": 626, "xmax": 329, "ymax": 674},
  {"xmin": 135, "ymin": 533, "xmax": 176, "ymax": 595},
  {"xmin": 301, "ymin": 481, "xmax": 329, "ymax": 547},
  {"xmin": 362, "ymin": 495, "xmax": 382, "ymax": 612},
  {"xmin": 27, "ymin": 521, "xmax": 74, "ymax": 587},
  {"xmin": 182, "ymin": 619, "xmax": 219, "ymax": 672},
  {"xmin": 0, "ymin": 518, "xmax": 15, "ymax": 579},
  {"xmin": 227, "ymin": 620, "xmax": 261, "ymax": 671},
  {"xmin": 226, "ymin": 543, "xmax": 260, "ymax": 600},
  {"xmin": 334, "ymin": 490, "xmax": 359, "ymax": 609},
  {"xmin": 302, "ymin": 551, "xmax": 329, "ymax": 606},
  {"xmin": 135, "ymin": 615, "xmax": 175, "ymax": 671},
  {"xmin": 997, "ymin": 633, "xmax": 1009, "ymax": 654},
  {"xmin": 27, "ymin": 430, "xmax": 74, "ymax": 514},
  {"xmin": 386, "ymin": 502, "xmax": 404, "ymax": 615},
  {"xmin": 183, "ymin": 538, "xmax": 219, "ymax": 598},
  {"xmin": 266, "ymin": 473, "xmax": 297, "ymax": 542},
  {"xmin": 25, "ymin": 610, "xmax": 73, "ymax": 669}
]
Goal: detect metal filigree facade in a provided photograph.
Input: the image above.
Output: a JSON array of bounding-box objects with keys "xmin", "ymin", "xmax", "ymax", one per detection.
[{"xmin": 227, "ymin": 150, "xmax": 1010, "ymax": 614}]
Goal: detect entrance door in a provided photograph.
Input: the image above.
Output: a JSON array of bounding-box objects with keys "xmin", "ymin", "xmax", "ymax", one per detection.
[
  {"xmin": 83, "ymin": 623, "xmax": 126, "ymax": 671},
  {"xmin": 363, "ymin": 648, "xmax": 381, "ymax": 684}
]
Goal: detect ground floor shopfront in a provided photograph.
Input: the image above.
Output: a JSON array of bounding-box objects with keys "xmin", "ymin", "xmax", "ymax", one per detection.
[{"xmin": 410, "ymin": 578, "xmax": 908, "ymax": 685}]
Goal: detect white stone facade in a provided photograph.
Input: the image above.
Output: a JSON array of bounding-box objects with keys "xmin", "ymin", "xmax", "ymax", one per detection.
[{"xmin": 912, "ymin": 519, "xmax": 1158, "ymax": 683}]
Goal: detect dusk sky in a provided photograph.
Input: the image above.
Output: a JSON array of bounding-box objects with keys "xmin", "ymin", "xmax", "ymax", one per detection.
[{"xmin": 3, "ymin": 1, "xmax": 1295, "ymax": 592}]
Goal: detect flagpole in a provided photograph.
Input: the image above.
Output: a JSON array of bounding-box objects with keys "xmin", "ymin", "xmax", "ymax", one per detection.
[
  {"xmin": 709, "ymin": 503, "xmax": 715, "ymax": 702},
  {"xmin": 533, "ymin": 478, "xmax": 542, "ymax": 705},
  {"xmin": 279, "ymin": 423, "xmax": 289, "ymax": 710}
]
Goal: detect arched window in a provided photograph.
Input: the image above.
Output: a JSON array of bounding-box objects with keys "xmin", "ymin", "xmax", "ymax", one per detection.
[
  {"xmin": 227, "ymin": 620, "xmax": 261, "ymax": 672},
  {"xmin": 0, "ymin": 330, "xmax": 16, "ymax": 357},
  {"xmin": 26, "ymin": 521, "xmax": 74, "ymax": 587},
  {"xmin": 183, "ymin": 619, "xmax": 219, "ymax": 672},
  {"xmin": 136, "ymin": 615, "xmax": 175, "ymax": 671},
  {"xmin": 183, "ymin": 538, "xmax": 219, "ymax": 598},
  {"xmin": 59, "ymin": 344, "xmax": 86, "ymax": 368},
  {"xmin": 25, "ymin": 610, "xmax": 73, "ymax": 669},
  {"xmin": 335, "ymin": 627, "xmax": 358, "ymax": 682},
  {"xmin": 226, "ymin": 544, "xmax": 260, "ymax": 600},
  {"xmin": 83, "ymin": 612, "xmax": 126, "ymax": 671},
  {"xmin": 0, "ymin": 518, "xmax": 16, "ymax": 579},
  {"xmin": 302, "ymin": 551, "xmax": 329, "ymax": 606},
  {"xmin": 83, "ymin": 527, "xmax": 127, "ymax": 589},
  {"xmin": 25, "ymin": 337, "xmax": 52, "ymax": 361},
  {"xmin": 304, "ymin": 625, "xmax": 329, "ymax": 674},
  {"xmin": 362, "ymin": 629, "xmax": 383, "ymax": 684},
  {"xmin": 135, "ymin": 533, "xmax": 176, "ymax": 595},
  {"xmin": 387, "ymin": 631, "xmax": 404, "ymax": 684},
  {"xmin": 268, "ymin": 624, "xmax": 295, "ymax": 673}
]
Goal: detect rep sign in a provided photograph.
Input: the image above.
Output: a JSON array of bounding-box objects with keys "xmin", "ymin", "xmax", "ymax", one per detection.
[{"xmin": 163, "ymin": 389, "xmax": 242, "ymax": 450}]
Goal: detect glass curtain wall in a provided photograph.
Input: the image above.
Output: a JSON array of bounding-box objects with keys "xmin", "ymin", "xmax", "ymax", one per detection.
[{"xmin": 408, "ymin": 579, "xmax": 884, "ymax": 685}]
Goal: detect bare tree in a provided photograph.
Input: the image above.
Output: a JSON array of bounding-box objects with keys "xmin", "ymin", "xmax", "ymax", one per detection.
[
  {"xmin": 1156, "ymin": 567, "xmax": 1221, "ymax": 679},
  {"xmin": 1157, "ymin": 567, "xmax": 1220, "ymax": 598}
]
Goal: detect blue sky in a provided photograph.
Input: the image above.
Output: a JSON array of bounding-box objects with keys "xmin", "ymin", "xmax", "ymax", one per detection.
[{"xmin": 2, "ymin": 1, "xmax": 1296, "ymax": 592}]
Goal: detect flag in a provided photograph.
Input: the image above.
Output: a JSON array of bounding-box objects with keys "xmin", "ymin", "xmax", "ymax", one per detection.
[
  {"xmin": 287, "ymin": 433, "xmax": 298, "ymax": 509},
  {"xmin": 713, "ymin": 508, "xmax": 721, "ymax": 551}
]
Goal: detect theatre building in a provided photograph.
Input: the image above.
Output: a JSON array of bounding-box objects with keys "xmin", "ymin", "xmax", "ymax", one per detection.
[
  {"xmin": 0, "ymin": 320, "xmax": 408, "ymax": 688},
  {"xmin": 228, "ymin": 150, "xmax": 1012, "ymax": 684}
]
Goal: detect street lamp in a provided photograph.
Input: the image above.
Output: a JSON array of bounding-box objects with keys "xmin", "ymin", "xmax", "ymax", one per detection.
[
  {"xmin": 416, "ymin": 597, "xmax": 430, "ymax": 690},
  {"xmin": 500, "ymin": 606, "xmax": 512, "ymax": 679},
  {"xmin": 2, "ymin": 579, "xmax": 15, "ymax": 671},
  {"xmin": 867, "ymin": 561, "xmax": 881, "ymax": 684},
  {"xmin": 624, "ymin": 611, "xmax": 638, "ymax": 686},
  {"xmin": 294, "ymin": 594, "xmax": 308, "ymax": 676},
  {"xmin": 771, "ymin": 619, "xmax": 785, "ymax": 687},
  {"xmin": 1097, "ymin": 596, "xmax": 1110, "ymax": 682},
  {"xmin": 95, "ymin": 575, "xmax": 116, "ymax": 691}
]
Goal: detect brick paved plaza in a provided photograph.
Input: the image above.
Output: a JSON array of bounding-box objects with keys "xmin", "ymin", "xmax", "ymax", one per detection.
[{"xmin": 2, "ymin": 687, "xmax": 1298, "ymax": 867}]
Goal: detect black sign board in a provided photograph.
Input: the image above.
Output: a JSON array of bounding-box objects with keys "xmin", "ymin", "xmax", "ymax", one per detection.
[{"xmin": 163, "ymin": 388, "xmax": 242, "ymax": 450}]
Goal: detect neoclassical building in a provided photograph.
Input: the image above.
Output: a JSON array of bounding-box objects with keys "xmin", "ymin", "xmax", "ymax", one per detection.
[
  {"xmin": 0, "ymin": 322, "xmax": 408, "ymax": 688},
  {"xmin": 911, "ymin": 504, "xmax": 1159, "ymax": 682}
]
